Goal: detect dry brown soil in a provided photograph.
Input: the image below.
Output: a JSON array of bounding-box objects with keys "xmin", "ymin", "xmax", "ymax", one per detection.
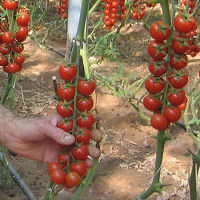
[{"xmin": 0, "ymin": 6, "xmax": 200, "ymax": 200}]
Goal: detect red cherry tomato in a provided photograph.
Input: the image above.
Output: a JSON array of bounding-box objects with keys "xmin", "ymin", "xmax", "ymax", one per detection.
[
  {"xmin": 65, "ymin": 172, "xmax": 81, "ymax": 188},
  {"xmin": 77, "ymin": 80, "xmax": 95, "ymax": 96},
  {"xmin": 57, "ymin": 84, "xmax": 75, "ymax": 101},
  {"xmin": 17, "ymin": 13, "xmax": 30, "ymax": 27},
  {"xmin": 170, "ymin": 55, "xmax": 188, "ymax": 70},
  {"xmin": 147, "ymin": 40, "xmax": 168, "ymax": 61},
  {"xmin": 0, "ymin": 55, "xmax": 8, "ymax": 66},
  {"xmin": 148, "ymin": 60, "xmax": 167, "ymax": 77},
  {"xmin": 143, "ymin": 94, "xmax": 162, "ymax": 112},
  {"xmin": 47, "ymin": 162, "xmax": 62, "ymax": 174},
  {"xmin": 145, "ymin": 77, "xmax": 165, "ymax": 94},
  {"xmin": 167, "ymin": 91, "xmax": 186, "ymax": 106},
  {"xmin": 50, "ymin": 169, "xmax": 66, "ymax": 185},
  {"xmin": 15, "ymin": 27, "xmax": 29, "ymax": 42},
  {"xmin": 5, "ymin": 63, "xmax": 20, "ymax": 74},
  {"xmin": 70, "ymin": 161, "xmax": 87, "ymax": 177},
  {"xmin": 3, "ymin": 0, "xmax": 18, "ymax": 10},
  {"xmin": 76, "ymin": 96, "xmax": 94, "ymax": 112},
  {"xmin": 13, "ymin": 42, "xmax": 24, "ymax": 53},
  {"xmin": 2, "ymin": 32, "xmax": 13, "ymax": 45},
  {"xmin": 151, "ymin": 114, "xmax": 170, "ymax": 131},
  {"xmin": 72, "ymin": 144, "xmax": 89, "ymax": 160},
  {"xmin": 77, "ymin": 112, "xmax": 95, "ymax": 128},
  {"xmin": 0, "ymin": 44, "xmax": 11, "ymax": 55},
  {"xmin": 56, "ymin": 101, "xmax": 74, "ymax": 118},
  {"xmin": 172, "ymin": 35, "xmax": 189, "ymax": 54},
  {"xmin": 174, "ymin": 15, "xmax": 196, "ymax": 34},
  {"xmin": 163, "ymin": 107, "xmax": 181, "ymax": 123},
  {"xmin": 74, "ymin": 128, "xmax": 91, "ymax": 144},
  {"xmin": 149, "ymin": 21, "xmax": 170, "ymax": 41},
  {"xmin": 168, "ymin": 72, "xmax": 188, "ymax": 89},
  {"xmin": 57, "ymin": 152, "xmax": 71, "ymax": 166},
  {"xmin": 58, "ymin": 65, "xmax": 77, "ymax": 81},
  {"xmin": 57, "ymin": 119, "xmax": 73, "ymax": 132},
  {"xmin": 13, "ymin": 54, "xmax": 25, "ymax": 65}
]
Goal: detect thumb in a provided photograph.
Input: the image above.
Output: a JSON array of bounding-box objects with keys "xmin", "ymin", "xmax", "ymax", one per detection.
[{"xmin": 42, "ymin": 117, "xmax": 75, "ymax": 146}]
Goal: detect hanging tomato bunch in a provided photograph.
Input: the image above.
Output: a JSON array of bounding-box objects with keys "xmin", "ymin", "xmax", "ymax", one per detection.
[
  {"xmin": 48, "ymin": 63, "xmax": 97, "ymax": 188},
  {"xmin": 131, "ymin": 0, "xmax": 157, "ymax": 20},
  {"xmin": 101, "ymin": 0, "xmax": 127, "ymax": 30},
  {"xmin": 143, "ymin": 3, "xmax": 199, "ymax": 131},
  {"xmin": 57, "ymin": 0, "xmax": 68, "ymax": 20},
  {"xmin": 0, "ymin": 0, "xmax": 29, "ymax": 74}
]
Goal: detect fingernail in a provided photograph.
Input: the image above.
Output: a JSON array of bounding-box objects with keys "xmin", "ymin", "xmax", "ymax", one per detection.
[{"xmin": 63, "ymin": 134, "xmax": 75, "ymax": 145}]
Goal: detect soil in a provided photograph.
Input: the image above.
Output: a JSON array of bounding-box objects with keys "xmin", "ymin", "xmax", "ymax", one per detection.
[{"xmin": 0, "ymin": 4, "xmax": 200, "ymax": 200}]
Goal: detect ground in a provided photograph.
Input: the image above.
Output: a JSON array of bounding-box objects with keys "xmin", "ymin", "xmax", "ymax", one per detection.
[{"xmin": 0, "ymin": 5, "xmax": 200, "ymax": 200}]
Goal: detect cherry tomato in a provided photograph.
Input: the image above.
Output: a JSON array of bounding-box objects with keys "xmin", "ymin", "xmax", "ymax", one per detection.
[
  {"xmin": 0, "ymin": 44, "xmax": 11, "ymax": 55},
  {"xmin": 76, "ymin": 96, "xmax": 94, "ymax": 112},
  {"xmin": 174, "ymin": 15, "xmax": 196, "ymax": 34},
  {"xmin": 77, "ymin": 80, "xmax": 95, "ymax": 96},
  {"xmin": 47, "ymin": 162, "xmax": 62, "ymax": 174},
  {"xmin": 147, "ymin": 40, "xmax": 168, "ymax": 61},
  {"xmin": 2, "ymin": 32, "xmax": 13, "ymax": 45},
  {"xmin": 70, "ymin": 161, "xmax": 87, "ymax": 177},
  {"xmin": 172, "ymin": 35, "xmax": 189, "ymax": 54},
  {"xmin": 0, "ymin": 55, "xmax": 8, "ymax": 66},
  {"xmin": 57, "ymin": 119, "xmax": 73, "ymax": 132},
  {"xmin": 167, "ymin": 91, "xmax": 186, "ymax": 106},
  {"xmin": 18, "ymin": 7, "xmax": 29, "ymax": 14},
  {"xmin": 50, "ymin": 169, "xmax": 66, "ymax": 185},
  {"xmin": 57, "ymin": 84, "xmax": 75, "ymax": 101},
  {"xmin": 143, "ymin": 94, "xmax": 162, "ymax": 111},
  {"xmin": 65, "ymin": 172, "xmax": 81, "ymax": 188},
  {"xmin": 72, "ymin": 144, "xmax": 89, "ymax": 160},
  {"xmin": 57, "ymin": 152, "xmax": 71, "ymax": 166},
  {"xmin": 13, "ymin": 54, "xmax": 25, "ymax": 65},
  {"xmin": 149, "ymin": 21, "xmax": 170, "ymax": 41},
  {"xmin": 15, "ymin": 26, "xmax": 29, "ymax": 42},
  {"xmin": 148, "ymin": 60, "xmax": 167, "ymax": 77},
  {"xmin": 58, "ymin": 65, "xmax": 77, "ymax": 81},
  {"xmin": 13, "ymin": 42, "xmax": 24, "ymax": 53},
  {"xmin": 145, "ymin": 77, "xmax": 165, "ymax": 94},
  {"xmin": 168, "ymin": 72, "xmax": 188, "ymax": 89},
  {"xmin": 3, "ymin": 0, "xmax": 18, "ymax": 10},
  {"xmin": 5, "ymin": 63, "xmax": 20, "ymax": 74},
  {"xmin": 178, "ymin": 96, "xmax": 187, "ymax": 110},
  {"xmin": 74, "ymin": 128, "xmax": 91, "ymax": 144},
  {"xmin": 151, "ymin": 113, "xmax": 170, "ymax": 131},
  {"xmin": 17, "ymin": 13, "xmax": 30, "ymax": 27},
  {"xmin": 170, "ymin": 55, "xmax": 188, "ymax": 70},
  {"xmin": 56, "ymin": 101, "xmax": 74, "ymax": 118},
  {"xmin": 163, "ymin": 107, "xmax": 181, "ymax": 123},
  {"xmin": 77, "ymin": 112, "xmax": 95, "ymax": 128}
]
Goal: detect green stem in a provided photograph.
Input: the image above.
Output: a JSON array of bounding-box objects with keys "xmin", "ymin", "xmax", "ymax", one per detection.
[
  {"xmin": 1, "ymin": 74, "xmax": 15, "ymax": 105},
  {"xmin": 44, "ymin": 181, "xmax": 55, "ymax": 200},
  {"xmin": 189, "ymin": 150, "xmax": 200, "ymax": 200},
  {"xmin": 135, "ymin": 131, "xmax": 166, "ymax": 199},
  {"xmin": 159, "ymin": 0, "xmax": 171, "ymax": 25},
  {"xmin": 88, "ymin": 0, "xmax": 101, "ymax": 16},
  {"xmin": 73, "ymin": 159, "xmax": 99, "ymax": 200},
  {"xmin": 76, "ymin": 0, "xmax": 89, "ymax": 41}
]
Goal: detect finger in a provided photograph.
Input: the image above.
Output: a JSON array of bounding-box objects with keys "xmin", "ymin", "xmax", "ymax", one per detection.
[
  {"xmin": 87, "ymin": 144, "xmax": 101, "ymax": 158},
  {"xmin": 85, "ymin": 158, "xmax": 94, "ymax": 168},
  {"xmin": 43, "ymin": 123, "xmax": 75, "ymax": 146},
  {"xmin": 90, "ymin": 129, "xmax": 102, "ymax": 142}
]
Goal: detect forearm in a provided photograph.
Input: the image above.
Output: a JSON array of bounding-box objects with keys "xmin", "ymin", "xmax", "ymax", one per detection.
[{"xmin": 0, "ymin": 104, "xmax": 17, "ymax": 146}]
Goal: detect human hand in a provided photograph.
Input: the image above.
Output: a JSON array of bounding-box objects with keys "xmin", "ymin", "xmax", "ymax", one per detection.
[{"xmin": 0, "ymin": 115, "xmax": 102, "ymax": 163}]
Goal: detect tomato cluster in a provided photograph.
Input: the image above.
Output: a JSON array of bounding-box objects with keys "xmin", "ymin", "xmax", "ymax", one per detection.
[
  {"xmin": 0, "ymin": 0, "xmax": 29, "ymax": 74},
  {"xmin": 144, "ymin": 18, "xmax": 192, "ymax": 131},
  {"xmin": 48, "ymin": 64, "xmax": 96, "ymax": 188},
  {"xmin": 102, "ymin": 0, "xmax": 127, "ymax": 30},
  {"xmin": 57, "ymin": 0, "xmax": 68, "ymax": 20},
  {"xmin": 131, "ymin": 0, "xmax": 157, "ymax": 20}
]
